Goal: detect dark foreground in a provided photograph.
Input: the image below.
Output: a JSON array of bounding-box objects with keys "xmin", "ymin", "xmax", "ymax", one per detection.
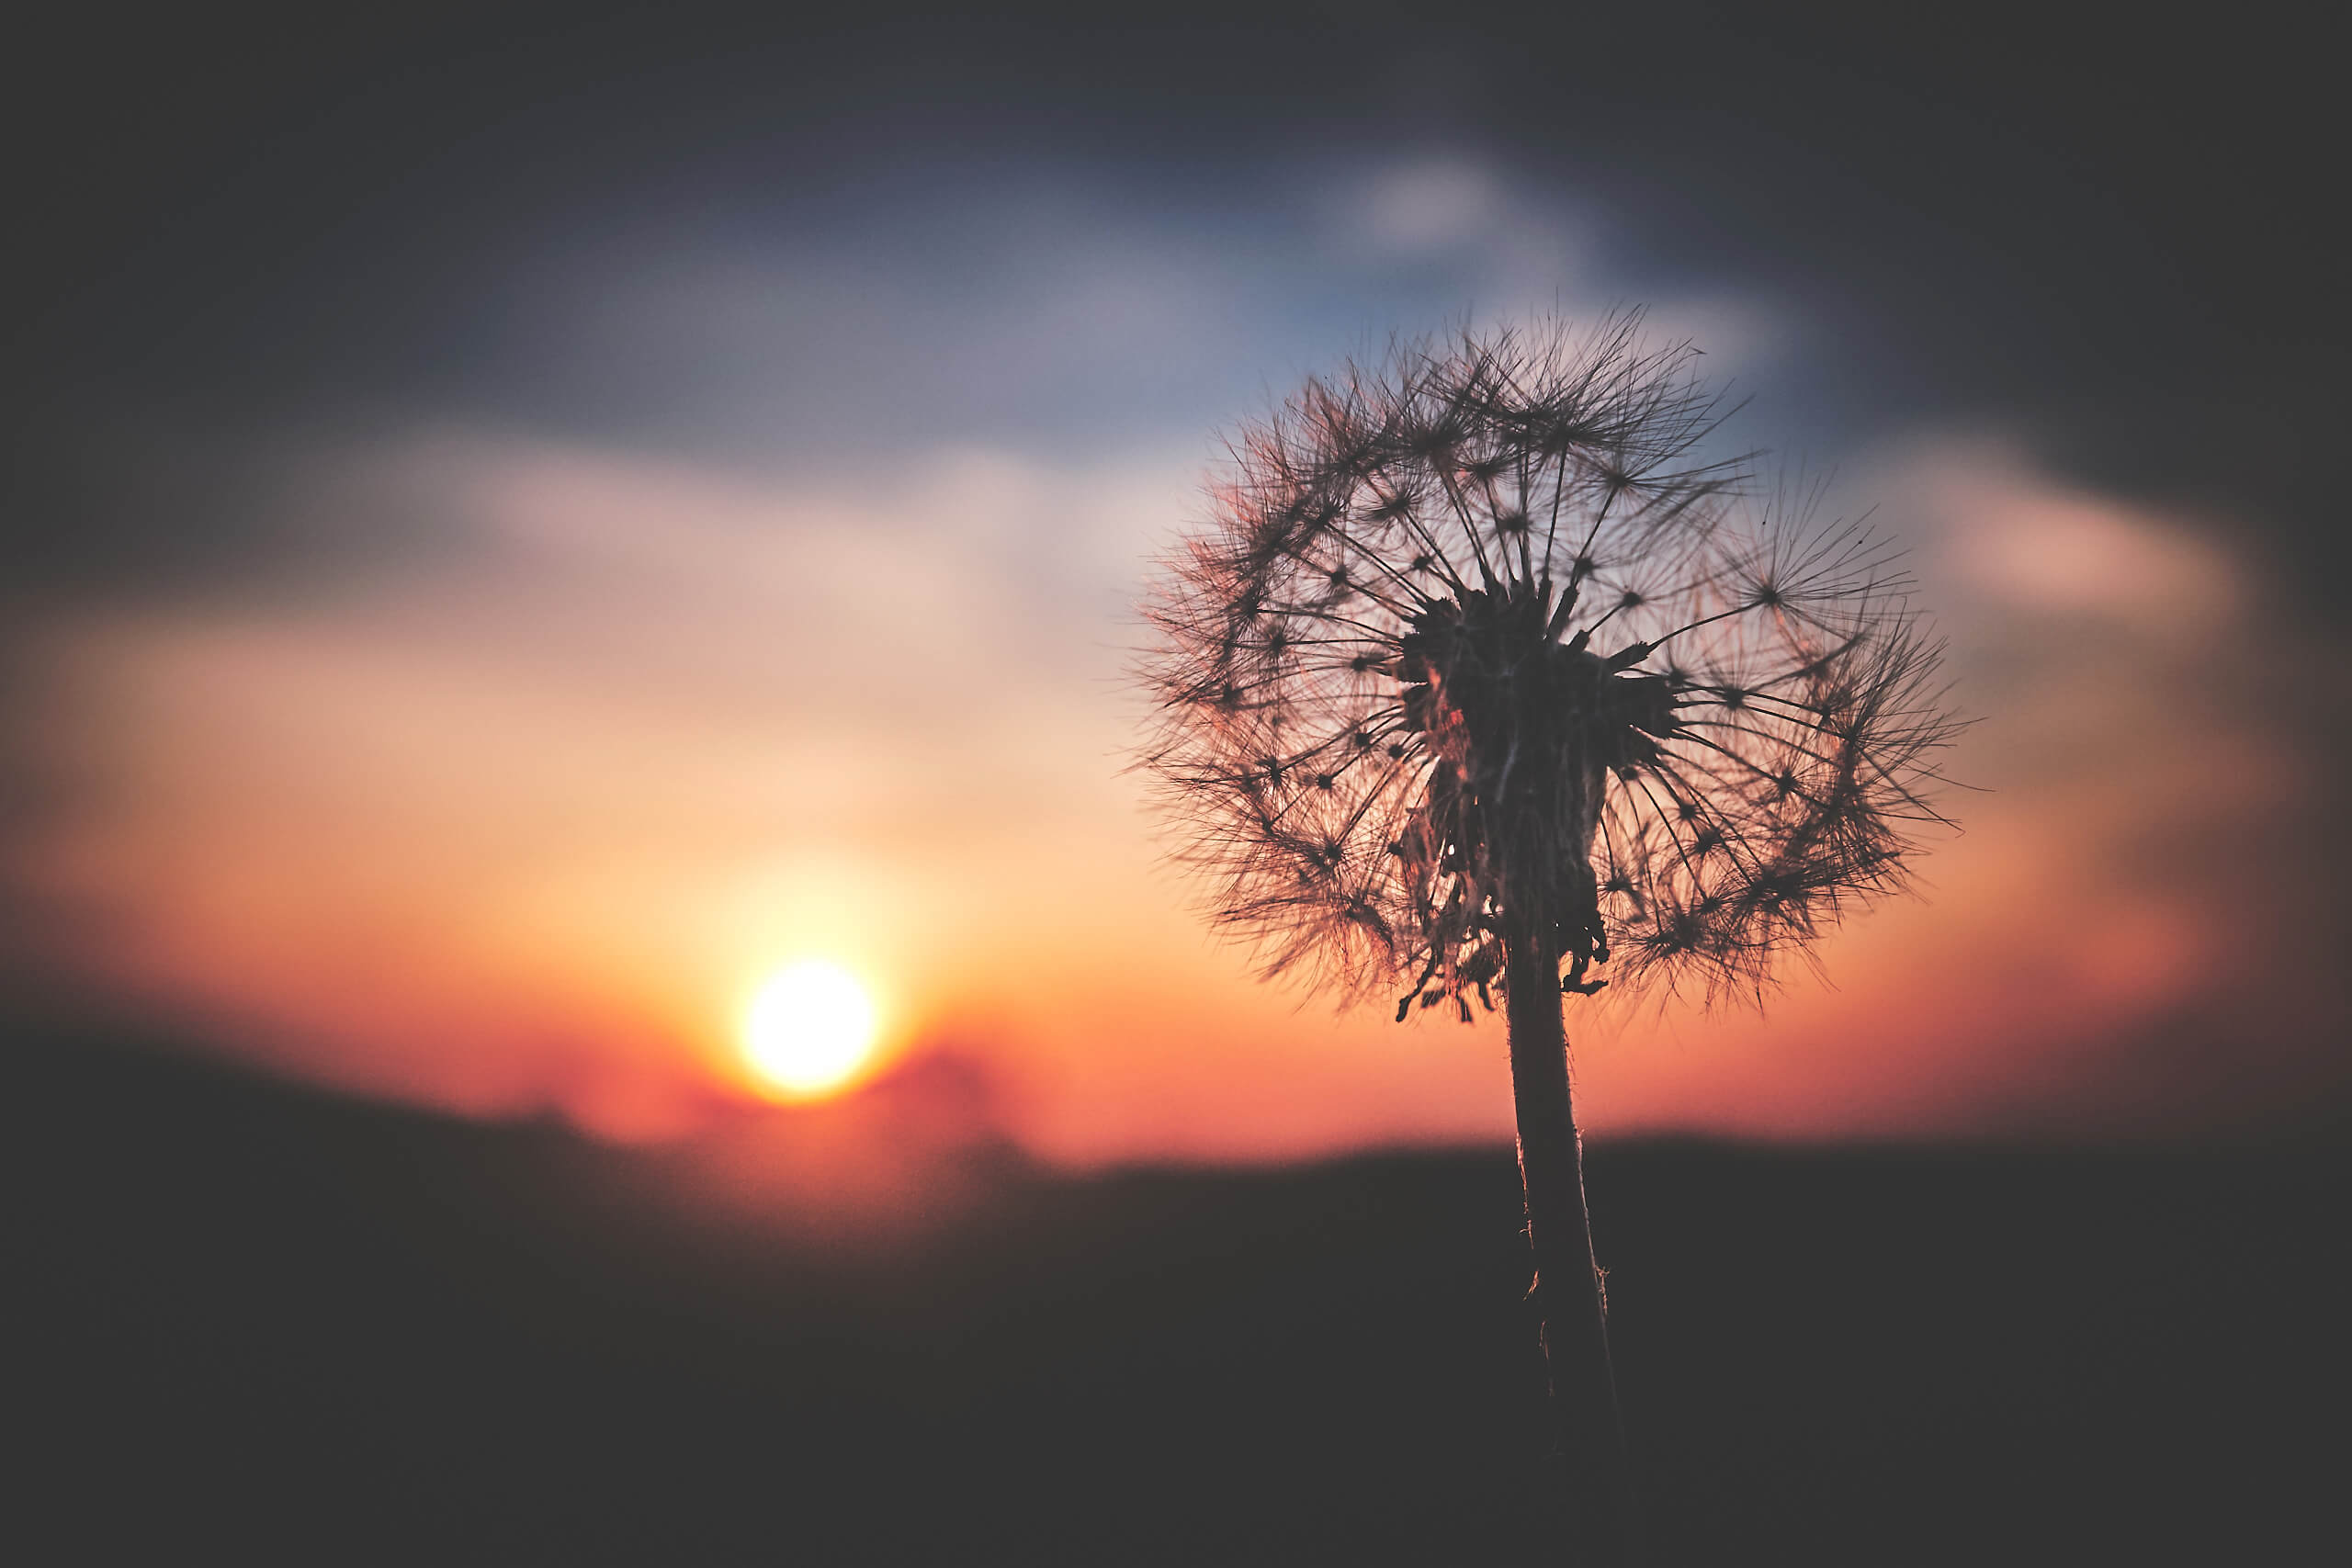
[{"xmin": 14, "ymin": 1026, "xmax": 2346, "ymax": 1565}]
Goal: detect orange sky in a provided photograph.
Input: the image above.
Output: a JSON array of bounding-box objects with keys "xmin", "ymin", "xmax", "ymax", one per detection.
[{"xmin": 10, "ymin": 414, "xmax": 2340, "ymax": 1162}]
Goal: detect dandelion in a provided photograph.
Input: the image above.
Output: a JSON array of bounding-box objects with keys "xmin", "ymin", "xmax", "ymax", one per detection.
[{"xmin": 1138, "ymin": 315, "xmax": 1961, "ymax": 1560}]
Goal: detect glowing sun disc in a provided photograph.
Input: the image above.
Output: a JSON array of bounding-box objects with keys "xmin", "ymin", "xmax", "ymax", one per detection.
[{"xmin": 743, "ymin": 960, "xmax": 878, "ymax": 1097}]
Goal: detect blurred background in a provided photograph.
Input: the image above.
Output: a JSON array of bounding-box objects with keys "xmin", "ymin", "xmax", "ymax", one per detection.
[{"xmin": 7, "ymin": 4, "xmax": 2345, "ymax": 1562}]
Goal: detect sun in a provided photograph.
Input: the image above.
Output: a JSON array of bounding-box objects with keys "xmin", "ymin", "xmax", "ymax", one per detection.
[{"xmin": 741, "ymin": 959, "xmax": 879, "ymax": 1098}]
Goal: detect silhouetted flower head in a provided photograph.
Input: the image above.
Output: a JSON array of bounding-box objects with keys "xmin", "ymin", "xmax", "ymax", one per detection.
[{"xmin": 1141, "ymin": 317, "xmax": 1960, "ymax": 1018}]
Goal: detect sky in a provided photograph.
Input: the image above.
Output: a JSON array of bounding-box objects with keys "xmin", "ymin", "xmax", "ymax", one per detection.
[{"xmin": 5, "ymin": 4, "xmax": 2345, "ymax": 1163}]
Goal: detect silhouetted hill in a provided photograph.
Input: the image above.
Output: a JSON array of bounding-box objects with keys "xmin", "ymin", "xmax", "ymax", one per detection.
[{"xmin": 12, "ymin": 1021, "xmax": 2347, "ymax": 1564}]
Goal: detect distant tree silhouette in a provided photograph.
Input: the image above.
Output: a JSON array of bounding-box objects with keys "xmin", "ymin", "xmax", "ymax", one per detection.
[{"xmin": 1140, "ymin": 317, "xmax": 1960, "ymax": 1562}]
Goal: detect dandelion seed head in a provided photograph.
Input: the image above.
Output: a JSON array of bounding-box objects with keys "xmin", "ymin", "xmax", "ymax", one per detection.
[{"xmin": 1140, "ymin": 315, "xmax": 1962, "ymax": 1011}]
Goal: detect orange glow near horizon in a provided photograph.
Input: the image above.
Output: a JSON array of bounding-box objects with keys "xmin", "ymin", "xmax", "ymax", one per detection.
[{"xmin": 8, "ymin": 430, "xmax": 2343, "ymax": 1161}]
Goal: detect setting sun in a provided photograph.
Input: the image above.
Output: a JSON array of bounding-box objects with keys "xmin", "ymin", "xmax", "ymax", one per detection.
[{"xmin": 743, "ymin": 960, "xmax": 879, "ymax": 1098}]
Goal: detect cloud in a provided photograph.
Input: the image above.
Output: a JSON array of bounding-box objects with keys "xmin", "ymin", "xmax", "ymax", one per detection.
[
  {"xmin": 1, "ymin": 428, "xmax": 1192, "ymax": 1129},
  {"xmin": 1914, "ymin": 437, "xmax": 2246, "ymax": 637},
  {"xmin": 14, "ymin": 420, "xmax": 2346, "ymax": 1153},
  {"xmin": 1363, "ymin": 158, "xmax": 1508, "ymax": 252}
]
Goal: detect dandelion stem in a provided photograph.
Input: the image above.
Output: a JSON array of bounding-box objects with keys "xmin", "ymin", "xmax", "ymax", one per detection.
[{"xmin": 1505, "ymin": 924, "xmax": 1636, "ymax": 1564}]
